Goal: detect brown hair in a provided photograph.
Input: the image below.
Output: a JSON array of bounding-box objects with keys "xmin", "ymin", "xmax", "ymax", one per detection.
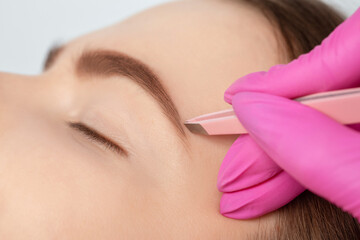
[{"xmin": 232, "ymin": 0, "xmax": 360, "ymax": 239}]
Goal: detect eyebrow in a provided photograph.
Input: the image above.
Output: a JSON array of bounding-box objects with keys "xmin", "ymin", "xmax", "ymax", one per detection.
[{"xmin": 43, "ymin": 45, "xmax": 189, "ymax": 146}]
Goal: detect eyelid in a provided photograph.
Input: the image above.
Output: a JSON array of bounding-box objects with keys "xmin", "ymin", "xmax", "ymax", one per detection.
[{"xmin": 68, "ymin": 122, "xmax": 128, "ymax": 157}]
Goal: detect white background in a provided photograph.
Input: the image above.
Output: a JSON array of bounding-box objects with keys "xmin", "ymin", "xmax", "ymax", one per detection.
[{"xmin": 0, "ymin": 0, "xmax": 359, "ymax": 75}]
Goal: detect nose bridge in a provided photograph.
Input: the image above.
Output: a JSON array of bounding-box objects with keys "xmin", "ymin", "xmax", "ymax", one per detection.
[
  {"xmin": 0, "ymin": 72, "xmax": 39, "ymax": 108},
  {"xmin": 0, "ymin": 70, "xmax": 77, "ymax": 124},
  {"xmin": 0, "ymin": 71, "xmax": 67, "ymax": 113}
]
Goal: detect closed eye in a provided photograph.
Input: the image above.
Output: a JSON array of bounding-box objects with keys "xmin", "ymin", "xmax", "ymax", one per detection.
[{"xmin": 68, "ymin": 122, "xmax": 127, "ymax": 157}]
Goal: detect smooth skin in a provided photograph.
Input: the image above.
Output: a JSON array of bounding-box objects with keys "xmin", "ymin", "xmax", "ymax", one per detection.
[{"xmin": 0, "ymin": 0, "xmax": 284, "ymax": 239}]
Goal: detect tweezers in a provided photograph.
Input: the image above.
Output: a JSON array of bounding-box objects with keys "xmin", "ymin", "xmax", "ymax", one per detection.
[{"xmin": 184, "ymin": 87, "xmax": 360, "ymax": 135}]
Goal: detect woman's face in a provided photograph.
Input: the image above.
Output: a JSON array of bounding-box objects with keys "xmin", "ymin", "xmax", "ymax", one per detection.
[{"xmin": 0, "ymin": 0, "xmax": 283, "ymax": 238}]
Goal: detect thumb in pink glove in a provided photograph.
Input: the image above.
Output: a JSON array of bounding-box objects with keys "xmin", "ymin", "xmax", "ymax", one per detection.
[{"xmin": 217, "ymin": 7, "xmax": 360, "ymax": 220}]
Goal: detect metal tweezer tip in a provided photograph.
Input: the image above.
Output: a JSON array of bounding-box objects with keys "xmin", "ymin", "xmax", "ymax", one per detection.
[{"xmin": 184, "ymin": 122, "xmax": 209, "ymax": 135}]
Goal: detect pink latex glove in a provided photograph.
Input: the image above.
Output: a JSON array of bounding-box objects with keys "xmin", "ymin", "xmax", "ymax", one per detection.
[{"xmin": 217, "ymin": 7, "xmax": 360, "ymax": 221}]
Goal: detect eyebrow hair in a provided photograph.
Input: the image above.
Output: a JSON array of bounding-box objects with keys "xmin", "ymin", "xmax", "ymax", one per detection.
[
  {"xmin": 43, "ymin": 45, "xmax": 189, "ymax": 147},
  {"xmin": 43, "ymin": 44, "xmax": 64, "ymax": 70}
]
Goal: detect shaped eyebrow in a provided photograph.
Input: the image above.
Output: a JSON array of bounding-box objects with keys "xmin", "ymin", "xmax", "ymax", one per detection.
[{"xmin": 43, "ymin": 45, "xmax": 189, "ymax": 147}]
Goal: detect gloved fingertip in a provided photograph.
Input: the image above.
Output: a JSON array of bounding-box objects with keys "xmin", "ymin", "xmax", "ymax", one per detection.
[
  {"xmin": 219, "ymin": 171, "xmax": 306, "ymax": 220},
  {"xmin": 231, "ymin": 91, "xmax": 289, "ymax": 144},
  {"xmin": 219, "ymin": 192, "xmax": 247, "ymax": 218},
  {"xmin": 224, "ymin": 71, "xmax": 267, "ymax": 104},
  {"xmin": 219, "ymin": 189, "xmax": 270, "ymax": 220},
  {"xmin": 224, "ymin": 91, "xmax": 233, "ymax": 105},
  {"xmin": 217, "ymin": 135, "xmax": 282, "ymax": 192}
]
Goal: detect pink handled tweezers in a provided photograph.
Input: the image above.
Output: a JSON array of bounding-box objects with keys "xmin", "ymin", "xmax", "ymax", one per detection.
[{"xmin": 184, "ymin": 87, "xmax": 360, "ymax": 135}]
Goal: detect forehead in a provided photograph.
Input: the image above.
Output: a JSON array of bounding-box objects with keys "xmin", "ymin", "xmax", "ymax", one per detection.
[{"xmin": 67, "ymin": 0, "xmax": 281, "ymax": 121}]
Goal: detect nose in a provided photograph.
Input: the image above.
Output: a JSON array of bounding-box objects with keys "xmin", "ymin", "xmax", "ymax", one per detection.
[
  {"xmin": 0, "ymin": 70, "xmax": 76, "ymax": 129},
  {"xmin": 0, "ymin": 71, "xmax": 72, "ymax": 113},
  {"xmin": 0, "ymin": 72, "xmax": 41, "ymax": 109},
  {"xmin": 0, "ymin": 70, "xmax": 72, "ymax": 130},
  {"xmin": 0, "ymin": 72, "xmax": 42, "ymax": 130},
  {"xmin": 0, "ymin": 71, "xmax": 79, "ymax": 232}
]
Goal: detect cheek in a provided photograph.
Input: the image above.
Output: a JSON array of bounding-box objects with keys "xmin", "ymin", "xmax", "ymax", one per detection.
[
  {"xmin": 0, "ymin": 114, "xmax": 212, "ymax": 238},
  {"xmin": 0, "ymin": 123, "xmax": 154, "ymax": 238},
  {"xmin": 0, "ymin": 128, "xmax": 184, "ymax": 238}
]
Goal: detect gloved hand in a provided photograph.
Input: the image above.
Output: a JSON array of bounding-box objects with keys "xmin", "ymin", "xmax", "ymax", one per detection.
[{"xmin": 217, "ymin": 7, "xmax": 360, "ymax": 221}]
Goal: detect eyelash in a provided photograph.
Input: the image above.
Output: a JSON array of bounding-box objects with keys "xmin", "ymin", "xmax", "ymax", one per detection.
[{"xmin": 68, "ymin": 122, "xmax": 126, "ymax": 156}]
